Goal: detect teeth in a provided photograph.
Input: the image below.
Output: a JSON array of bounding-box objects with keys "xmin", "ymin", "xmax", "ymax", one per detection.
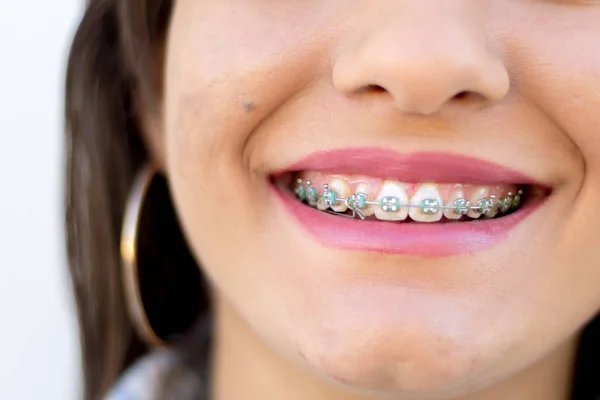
[
  {"xmin": 306, "ymin": 181, "xmax": 319, "ymax": 207},
  {"xmin": 498, "ymin": 195, "xmax": 512, "ymax": 213},
  {"xmin": 374, "ymin": 181, "xmax": 409, "ymax": 221},
  {"xmin": 409, "ymin": 183, "xmax": 443, "ymax": 222},
  {"xmin": 467, "ymin": 187, "xmax": 490, "ymax": 219},
  {"xmin": 512, "ymin": 190, "xmax": 523, "ymax": 209},
  {"xmin": 355, "ymin": 183, "xmax": 375, "ymax": 216},
  {"xmin": 444, "ymin": 186, "xmax": 467, "ymax": 220},
  {"xmin": 329, "ymin": 178, "xmax": 351, "ymax": 213},
  {"xmin": 484, "ymin": 195, "xmax": 499, "ymax": 218},
  {"xmin": 294, "ymin": 179, "xmax": 307, "ymax": 201},
  {"xmin": 317, "ymin": 185, "xmax": 330, "ymax": 210},
  {"xmin": 293, "ymin": 176, "xmax": 523, "ymax": 223}
]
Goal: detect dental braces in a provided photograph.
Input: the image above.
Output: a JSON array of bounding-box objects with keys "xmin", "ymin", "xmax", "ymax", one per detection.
[{"xmin": 294, "ymin": 179, "xmax": 524, "ymax": 221}]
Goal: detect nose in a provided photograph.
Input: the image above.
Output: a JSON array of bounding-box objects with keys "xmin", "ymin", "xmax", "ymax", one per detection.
[{"xmin": 332, "ymin": 1, "xmax": 510, "ymax": 115}]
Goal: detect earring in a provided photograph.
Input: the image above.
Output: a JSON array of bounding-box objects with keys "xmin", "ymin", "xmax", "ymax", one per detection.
[{"xmin": 120, "ymin": 165, "xmax": 206, "ymax": 346}]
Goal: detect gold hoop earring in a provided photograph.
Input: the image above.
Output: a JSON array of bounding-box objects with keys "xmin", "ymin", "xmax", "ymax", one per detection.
[{"xmin": 120, "ymin": 165, "xmax": 206, "ymax": 346}]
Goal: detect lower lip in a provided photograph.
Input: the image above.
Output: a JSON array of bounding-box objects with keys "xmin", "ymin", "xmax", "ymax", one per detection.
[{"xmin": 271, "ymin": 185, "xmax": 540, "ymax": 257}]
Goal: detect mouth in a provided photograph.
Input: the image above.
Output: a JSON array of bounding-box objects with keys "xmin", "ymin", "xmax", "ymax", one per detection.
[{"xmin": 271, "ymin": 148, "xmax": 550, "ymax": 257}]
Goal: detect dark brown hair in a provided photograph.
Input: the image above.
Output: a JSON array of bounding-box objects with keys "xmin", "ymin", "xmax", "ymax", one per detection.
[
  {"xmin": 64, "ymin": 1, "xmax": 600, "ymax": 399},
  {"xmin": 65, "ymin": 0, "xmax": 173, "ymax": 398}
]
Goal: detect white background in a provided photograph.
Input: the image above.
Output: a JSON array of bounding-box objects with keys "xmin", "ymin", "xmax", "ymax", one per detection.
[{"xmin": 0, "ymin": 1, "xmax": 83, "ymax": 399}]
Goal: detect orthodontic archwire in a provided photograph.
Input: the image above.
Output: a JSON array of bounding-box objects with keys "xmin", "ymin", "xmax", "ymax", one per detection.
[{"xmin": 294, "ymin": 179, "xmax": 524, "ymax": 220}]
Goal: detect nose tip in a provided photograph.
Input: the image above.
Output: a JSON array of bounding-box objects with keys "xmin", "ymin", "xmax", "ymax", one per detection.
[{"xmin": 332, "ymin": 16, "xmax": 510, "ymax": 115}]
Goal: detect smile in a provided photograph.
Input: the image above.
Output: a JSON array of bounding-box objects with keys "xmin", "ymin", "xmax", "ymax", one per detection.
[
  {"xmin": 293, "ymin": 177, "xmax": 524, "ymax": 222},
  {"xmin": 272, "ymin": 148, "xmax": 550, "ymax": 257}
]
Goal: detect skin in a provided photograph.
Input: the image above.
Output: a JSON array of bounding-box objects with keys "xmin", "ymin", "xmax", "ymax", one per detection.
[{"xmin": 143, "ymin": 0, "xmax": 600, "ymax": 399}]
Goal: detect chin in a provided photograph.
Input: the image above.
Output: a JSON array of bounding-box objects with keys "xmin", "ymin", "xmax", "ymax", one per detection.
[{"xmin": 290, "ymin": 296, "xmax": 507, "ymax": 399}]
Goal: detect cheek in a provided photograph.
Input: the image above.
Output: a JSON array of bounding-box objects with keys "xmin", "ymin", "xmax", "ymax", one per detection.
[
  {"xmin": 500, "ymin": 12, "xmax": 600, "ymax": 304},
  {"xmin": 160, "ymin": 0, "xmax": 345, "ymax": 362},
  {"xmin": 499, "ymin": 6, "xmax": 600, "ymax": 168},
  {"xmin": 161, "ymin": 0, "xmax": 343, "ymax": 292},
  {"xmin": 162, "ymin": 1, "xmax": 336, "ymax": 193},
  {"xmin": 488, "ymin": 3, "xmax": 600, "ymax": 322}
]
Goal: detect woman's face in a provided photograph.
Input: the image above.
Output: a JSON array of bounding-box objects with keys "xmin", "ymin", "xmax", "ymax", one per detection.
[{"xmin": 156, "ymin": 0, "xmax": 600, "ymax": 397}]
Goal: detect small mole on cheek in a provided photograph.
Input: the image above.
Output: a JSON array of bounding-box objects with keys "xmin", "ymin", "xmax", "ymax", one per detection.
[{"xmin": 241, "ymin": 98, "xmax": 256, "ymax": 113}]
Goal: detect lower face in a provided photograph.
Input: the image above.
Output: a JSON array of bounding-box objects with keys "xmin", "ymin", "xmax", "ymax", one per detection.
[{"xmin": 162, "ymin": 0, "xmax": 600, "ymax": 397}]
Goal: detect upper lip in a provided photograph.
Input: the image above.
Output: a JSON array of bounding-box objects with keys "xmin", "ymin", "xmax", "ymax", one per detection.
[{"xmin": 275, "ymin": 147, "xmax": 544, "ymax": 186}]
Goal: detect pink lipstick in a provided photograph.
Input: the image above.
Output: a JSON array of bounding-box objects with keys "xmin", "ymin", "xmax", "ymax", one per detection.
[
  {"xmin": 278, "ymin": 148, "xmax": 542, "ymax": 185},
  {"xmin": 271, "ymin": 148, "xmax": 548, "ymax": 257}
]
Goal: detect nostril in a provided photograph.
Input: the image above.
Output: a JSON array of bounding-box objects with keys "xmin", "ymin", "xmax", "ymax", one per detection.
[
  {"xmin": 453, "ymin": 91, "xmax": 470, "ymax": 100},
  {"xmin": 367, "ymin": 84, "xmax": 387, "ymax": 93},
  {"xmin": 353, "ymin": 84, "xmax": 390, "ymax": 99},
  {"xmin": 450, "ymin": 90, "xmax": 490, "ymax": 108}
]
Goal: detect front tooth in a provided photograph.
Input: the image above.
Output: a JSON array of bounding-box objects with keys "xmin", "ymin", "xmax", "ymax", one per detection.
[
  {"xmin": 355, "ymin": 183, "xmax": 375, "ymax": 217},
  {"xmin": 444, "ymin": 187, "xmax": 466, "ymax": 220},
  {"xmin": 374, "ymin": 181, "xmax": 409, "ymax": 221},
  {"xmin": 467, "ymin": 187, "xmax": 490, "ymax": 219},
  {"xmin": 410, "ymin": 183, "xmax": 443, "ymax": 222},
  {"xmin": 328, "ymin": 178, "xmax": 351, "ymax": 212}
]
